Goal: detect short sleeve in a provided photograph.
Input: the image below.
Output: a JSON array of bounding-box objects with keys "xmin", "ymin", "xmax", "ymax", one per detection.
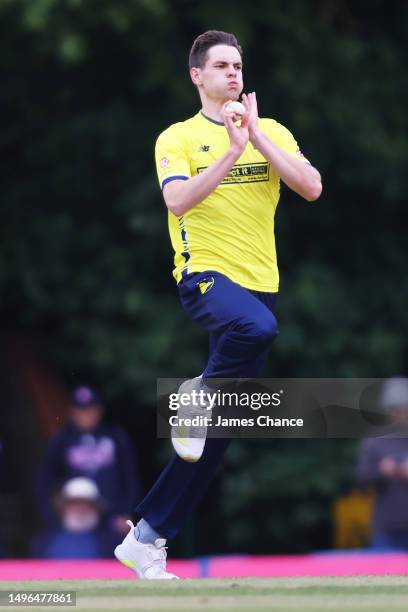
[
  {"xmin": 155, "ymin": 125, "xmax": 191, "ymax": 189},
  {"xmin": 262, "ymin": 119, "xmax": 310, "ymax": 164}
]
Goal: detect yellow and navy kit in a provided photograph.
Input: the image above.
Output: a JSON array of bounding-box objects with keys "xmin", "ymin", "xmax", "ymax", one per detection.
[{"xmin": 155, "ymin": 111, "xmax": 308, "ymax": 292}]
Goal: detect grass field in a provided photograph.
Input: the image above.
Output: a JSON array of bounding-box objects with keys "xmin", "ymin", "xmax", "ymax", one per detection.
[{"xmin": 1, "ymin": 577, "xmax": 408, "ymax": 611}]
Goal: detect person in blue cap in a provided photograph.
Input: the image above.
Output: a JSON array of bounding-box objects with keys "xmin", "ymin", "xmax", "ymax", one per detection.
[{"xmin": 37, "ymin": 386, "xmax": 141, "ymax": 538}]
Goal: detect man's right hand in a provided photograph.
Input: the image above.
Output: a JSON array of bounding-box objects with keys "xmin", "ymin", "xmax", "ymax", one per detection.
[
  {"xmin": 220, "ymin": 100, "xmax": 249, "ymax": 154},
  {"xmin": 162, "ymin": 102, "xmax": 250, "ymax": 217}
]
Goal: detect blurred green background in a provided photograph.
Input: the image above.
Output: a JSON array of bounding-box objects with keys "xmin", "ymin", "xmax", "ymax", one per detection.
[{"xmin": 1, "ymin": 0, "xmax": 407, "ymax": 556}]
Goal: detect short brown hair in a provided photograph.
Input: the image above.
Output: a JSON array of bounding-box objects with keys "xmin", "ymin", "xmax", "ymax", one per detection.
[{"xmin": 189, "ymin": 30, "xmax": 243, "ymax": 69}]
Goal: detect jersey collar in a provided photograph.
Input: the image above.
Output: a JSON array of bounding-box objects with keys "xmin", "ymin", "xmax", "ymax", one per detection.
[{"xmin": 200, "ymin": 111, "xmax": 224, "ymax": 126}]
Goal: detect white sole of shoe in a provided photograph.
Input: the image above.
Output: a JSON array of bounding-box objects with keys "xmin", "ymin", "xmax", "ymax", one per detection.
[
  {"xmin": 114, "ymin": 545, "xmax": 179, "ymax": 580},
  {"xmin": 114, "ymin": 545, "xmax": 142, "ymax": 577},
  {"xmin": 171, "ymin": 436, "xmax": 205, "ymax": 462}
]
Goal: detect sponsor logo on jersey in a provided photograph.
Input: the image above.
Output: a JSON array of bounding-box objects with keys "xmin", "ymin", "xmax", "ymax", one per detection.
[{"xmin": 197, "ymin": 162, "xmax": 269, "ymax": 184}]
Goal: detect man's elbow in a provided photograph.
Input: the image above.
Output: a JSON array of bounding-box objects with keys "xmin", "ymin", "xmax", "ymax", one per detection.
[
  {"xmin": 163, "ymin": 182, "xmax": 188, "ymax": 217},
  {"xmin": 165, "ymin": 198, "xmax": 186, "ymax": 217},
  {"xmin": 304, "ymin": 179, "xmax": 322, "ymax": 202}
]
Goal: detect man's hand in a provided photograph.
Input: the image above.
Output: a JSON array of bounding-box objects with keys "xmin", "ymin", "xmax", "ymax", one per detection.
[
  {"xmin": 220, "ymin": 100, "xmax": 249, "ymax": 154},
  {"xmin": 242, "ymin": 92, "xmax": 259, "ymax": 141},
  {"xmin": 162, "ymin": 102, "xmax": 249, "ymax": 216}
]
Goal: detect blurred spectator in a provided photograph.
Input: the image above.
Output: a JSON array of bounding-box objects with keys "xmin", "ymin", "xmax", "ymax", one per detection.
[
  {"xmin": 37, "ymin": 386, "xmax": 141, "ymax": 535},
  {"xmin": 31, "ymin": 477, "xmax": 118, "ymax": 558},
  {"xmin": 356, "ymin": 377, "xmax": 408, "ymax": 549}
]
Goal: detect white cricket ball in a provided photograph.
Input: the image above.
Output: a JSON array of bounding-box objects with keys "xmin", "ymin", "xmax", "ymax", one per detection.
[{"xmin": 225, "ymin": 101, "xmax": 245, "ymax": 115}]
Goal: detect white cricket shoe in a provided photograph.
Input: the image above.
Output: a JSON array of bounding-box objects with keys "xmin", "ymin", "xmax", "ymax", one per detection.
[
  {"xmin": 171, "ymin": 376, "xmax": 212, "ymax": 463},
  {"xmin": 114, "ymin": 520, "xmax": 179, "ymax": 580}
]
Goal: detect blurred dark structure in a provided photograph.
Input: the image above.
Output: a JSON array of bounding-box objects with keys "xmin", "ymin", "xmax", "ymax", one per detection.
[
  {"xmin": 0, "ymin": 334, "xmax": 69, "ymax": 555},
  {"xmin": 1, "ymin": 1, "xmax": 407, "ymax": 555}
]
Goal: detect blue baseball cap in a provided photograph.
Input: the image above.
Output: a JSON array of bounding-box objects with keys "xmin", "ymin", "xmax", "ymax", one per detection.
[{"xmin": 70, "ymin": 386, "xmax": 102, "ymax": 409}]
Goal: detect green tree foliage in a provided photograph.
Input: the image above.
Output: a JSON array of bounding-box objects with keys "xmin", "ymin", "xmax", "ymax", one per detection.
[
  {"xmin": 220, "ymin": 438, "xmax": 358, "ymax": 553},
  {"xmin": 1, "ymin": 0, "xmax": 407, "ymax": 552}
]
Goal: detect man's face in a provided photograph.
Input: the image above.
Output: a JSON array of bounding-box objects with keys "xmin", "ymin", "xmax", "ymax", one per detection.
[
  {"xmin": 62, "ymin": 499, "xmax": 100, "ymax": 533},
  {"xmin": 70, "ymin": 404, "xmax": 102, "ymax": 431},
  {"xmin": 191, "ymin": 44, "xmax": 243, "ymax": 103}
]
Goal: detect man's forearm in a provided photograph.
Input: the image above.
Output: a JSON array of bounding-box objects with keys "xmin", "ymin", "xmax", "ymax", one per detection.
[
  {"xmin": 251, "ymin": 129, "xmax": 322, "ymax": 201},
  {"xmin": 163, "ymin": 145, "xmax": 243, "ymax": 216}
]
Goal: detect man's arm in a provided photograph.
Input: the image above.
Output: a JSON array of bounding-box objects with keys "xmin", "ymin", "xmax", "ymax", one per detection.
[
  {"xmin": 250, "ymin": 131, "xmax": 322, "ymax": 202},
  {"xmin": 163, "ymin": 103, "xmax": 249, "ymax": 217},
  {"xmin": 242, "ymin": 92, "xmax": 322, "ymax": 202}
]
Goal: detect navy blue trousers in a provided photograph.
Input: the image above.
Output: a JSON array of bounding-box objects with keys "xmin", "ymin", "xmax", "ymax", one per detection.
[{"xmin": 135, "ymin": 271, "xmax": 278, "ymax": 538}]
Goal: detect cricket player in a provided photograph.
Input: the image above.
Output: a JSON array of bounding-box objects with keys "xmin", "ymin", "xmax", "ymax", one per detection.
[{"xmin": 115, "ymin": 30, "xmax": 322, "ymax": 578}]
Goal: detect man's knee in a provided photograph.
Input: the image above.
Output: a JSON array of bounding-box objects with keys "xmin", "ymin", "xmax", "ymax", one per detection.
[{"xmin": 243, "ymin": 312, "xmax": 279, "ymax": 346}]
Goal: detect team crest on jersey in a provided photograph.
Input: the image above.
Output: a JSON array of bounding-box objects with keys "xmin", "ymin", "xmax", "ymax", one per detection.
[
  {"xmin": 160, "ymin": 157, "xmax": 170, "ymax": 167},
  {"xmin": 198, "ymin": 145, "xmax": 210, "ymax": 152},
  {"xmin": 197, "ymin": 276, "xmax": 214, "ymax": 295}
]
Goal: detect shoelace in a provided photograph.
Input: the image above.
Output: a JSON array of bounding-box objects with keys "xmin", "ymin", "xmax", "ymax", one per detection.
[
  {"xmin": 146, "ymin": 543, "xmax": 168, "ymax": 575},
  {"xmin": 124, "ymin": 521, "xmax": 171, "ymax": 577},
  {"xmin": 155, "ymin": 545, "xmax": 167, "ymax": 567}
]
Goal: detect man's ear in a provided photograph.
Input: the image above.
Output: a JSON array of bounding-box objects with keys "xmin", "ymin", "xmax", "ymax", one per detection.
[{"xmin": 190, "ymin": 67, "xmax": 202, "ymax": 86}]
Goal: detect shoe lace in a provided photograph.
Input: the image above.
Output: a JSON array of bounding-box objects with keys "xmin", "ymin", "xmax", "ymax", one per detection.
[{"xmin": 149, "ymin": 542, "xmax": 168, "ymax": 574}]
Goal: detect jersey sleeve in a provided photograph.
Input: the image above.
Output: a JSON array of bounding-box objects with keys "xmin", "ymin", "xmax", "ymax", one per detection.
[
  {"xmin": 263, "ymin": 119, "xmax": 310, "ymax": 164},
  {"xmin": 155, "ymin": 125, "xmax": 191, "ymax": 189}
]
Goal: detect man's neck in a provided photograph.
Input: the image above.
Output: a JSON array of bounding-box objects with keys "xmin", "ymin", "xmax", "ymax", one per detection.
[{"xmin": 200, "ymin": 98, "xmax": 226, "ymax": 124}]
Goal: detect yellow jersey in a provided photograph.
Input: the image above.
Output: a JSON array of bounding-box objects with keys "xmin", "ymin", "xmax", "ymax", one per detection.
[{"xmin": 155, "ymin": 111, "xmax": 307, "ymax": 292}]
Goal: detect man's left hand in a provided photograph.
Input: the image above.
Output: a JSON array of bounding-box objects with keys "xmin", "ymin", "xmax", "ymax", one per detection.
[{"xmin": 242, "ymin": 92, "xmax": 259, "ymax": 141}]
